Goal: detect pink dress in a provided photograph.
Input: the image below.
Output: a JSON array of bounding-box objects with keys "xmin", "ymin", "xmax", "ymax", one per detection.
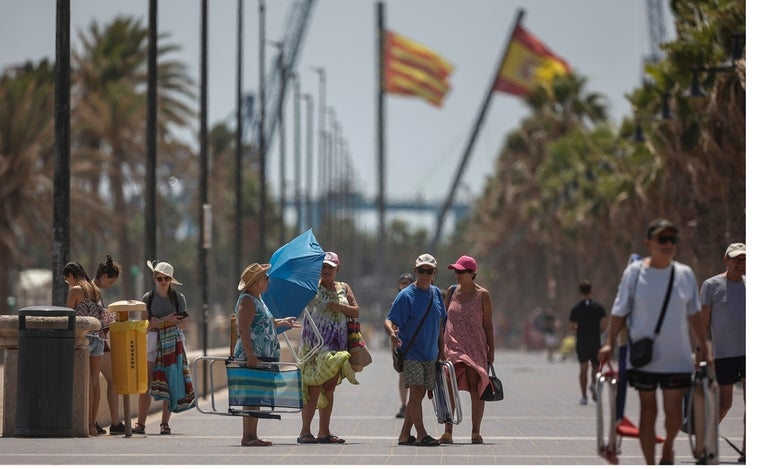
[{"xmin": 444, "ymin": 287, "xmax": 490, "ymax": 397}]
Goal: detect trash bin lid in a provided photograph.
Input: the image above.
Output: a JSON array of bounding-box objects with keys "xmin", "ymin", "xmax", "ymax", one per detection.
[
  {"xmin": 107, "ymin": 300, "xmax": 147, "ymax": 312},
  {"xmin": 18, "ymin": 306, "xmax": 75, "ymax": 317}
]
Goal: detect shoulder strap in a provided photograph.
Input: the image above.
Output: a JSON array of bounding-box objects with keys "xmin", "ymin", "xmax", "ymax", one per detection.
[
  {"xmin": 401, "ymin": 290, "xmax": 436, "ymax": 354},
  {"xmin": 146, "ymin": 290, "xmax": 155, "ymax": 319},
  {"xmin": 653, "ymin": 264, "xmax": 676, "ymax": 335}
]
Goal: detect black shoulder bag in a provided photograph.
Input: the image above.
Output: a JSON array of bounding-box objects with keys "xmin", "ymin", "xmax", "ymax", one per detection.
[
  {"xmin": 628, "ymin": 264, "xmax": 675, "ymax": 368},
  {"xmin": 392, "ymin": 292, "xmax": 435, "ymax": 373}
]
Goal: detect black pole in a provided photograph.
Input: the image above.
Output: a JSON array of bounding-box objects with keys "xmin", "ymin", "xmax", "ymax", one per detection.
[
  {"xmin": 145, "ymin": 0, "xmax": 158, "ymax": 290},
  {"xmin": 376, "ymin": 2, "xmax": 386, "ymax": 275},
  {"xmin": 303, "ymin": 93, "xmax": 314, "ymax": 229},
  {"xmin": 199, "ymin": 0, "xmax": 210, "ymax": 398},
  {"xmin": 258, "ymin": 0, "xmax": 267, "ymax": 259},
  {"xmin": 313, "ymin": 67, "xmax": 325, "ymax": 237},
  {"xmin": 292, "ymin": 74, "xmax": 302, "ymax": 233},
  {"xmin": 52, "ymin": 0, "xmax": 70, "ymax": 306},
  {"xmin": 277, "ymin": 50, "xmax": 286, "ymax": 245},
  {"xmin": 234, "ymin": 0, "xmax": 243, "ymax": 286},
  {"xmin": 429, "ymin": 8, "xmax": 525, "ymax": 252}
]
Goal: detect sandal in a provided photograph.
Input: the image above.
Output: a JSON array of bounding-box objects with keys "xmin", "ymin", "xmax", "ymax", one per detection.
[
  {"xmin": 439, "ymin": 432, "xmax": 453, "ymax": 444},
  {"xmin": 241, "ymin": 438, "xmax": 273, "ymax": 447},
  {"xmin": 415, "ymin": 435, "xmax": 440, "ymax": 447},
  {"xmin": 398, "ymin": 435, "xmax": 416, "ymax": 446},
  {"xmin": 132, "ymin": 423, "xmax": 145, "ymax": 435},
  {"xmin": 296, "ymin": 434, "xmax": 318, "ymax": 444},
  {"xmin": 160, "ymin": 423, "xmax": 171, "ymax": 435},
  {"xmin": 317, "ymin": 434, "xmax": 345, "ymax": 444},
  {"xmin": 471, "ymin": 433, "xmax": 484, "ymax": 444}
]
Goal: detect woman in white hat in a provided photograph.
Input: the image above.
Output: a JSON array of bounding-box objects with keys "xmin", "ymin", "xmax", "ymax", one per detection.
[
  {"xmin": 234, "ymin": 263, "xmax": 300, "ymax": 446},
  {"xmin": 133, "ymin": 260, "xmax": 189, "ymax": 436}
]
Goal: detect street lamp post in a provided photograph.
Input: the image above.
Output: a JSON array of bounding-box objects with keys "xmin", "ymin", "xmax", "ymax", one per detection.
[
  {"xmin": 302, "ymin": 93, "xmax": 314, "ymax": 230},
  {"xmin": 312, "ymin": 67, "xmax": 326, "ymax": 241}
]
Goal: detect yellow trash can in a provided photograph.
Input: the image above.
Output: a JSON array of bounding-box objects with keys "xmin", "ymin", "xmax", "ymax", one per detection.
[{"xmin": 107, "ymin": 300, "xmax": 149, "ymax": 395}]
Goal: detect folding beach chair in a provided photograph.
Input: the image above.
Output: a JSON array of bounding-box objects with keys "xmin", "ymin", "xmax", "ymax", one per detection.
[
  {"xmin": 683, "ymin": 362, "xmax": 720, "ymax": 465},
  {"xmin": 431, "ymin": 360, "xmax": 462, "ymax": 425},
  {"xmin": 192, "ymin": 307, "xmax": 324, "ymax": 420},
  {"xmin": 596, "ymin": 360, "xmax": 665, "ymax": 465}
]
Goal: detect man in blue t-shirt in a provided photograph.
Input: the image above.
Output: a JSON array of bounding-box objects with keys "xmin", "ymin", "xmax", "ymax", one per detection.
[{"xmin": 385, "ymin": 253, "xmax": 446, "ymax": 447}]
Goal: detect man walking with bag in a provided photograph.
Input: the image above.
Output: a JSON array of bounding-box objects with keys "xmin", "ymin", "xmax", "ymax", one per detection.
[
  {"xmin": 385, "ymin": 254, "xmax": 446, "ymax": 447},
  {"xmin": 598, "ymin": 218, "xmax": 711, "ymax": 465}
]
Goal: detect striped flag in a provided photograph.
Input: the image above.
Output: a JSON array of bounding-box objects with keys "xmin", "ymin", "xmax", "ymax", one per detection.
[
  {"xmin": 383, "ymin": 30, "xmax": 454, "ymax": 107},
  {"xmin": 493, "ymin": 24, "xmax": 571, "ymax": 96}
]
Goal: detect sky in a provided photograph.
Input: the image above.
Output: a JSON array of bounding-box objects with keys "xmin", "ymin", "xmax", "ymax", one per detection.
[{"xmin": 1, "ymin": 0, "xmax": 675, "ymax": 231}]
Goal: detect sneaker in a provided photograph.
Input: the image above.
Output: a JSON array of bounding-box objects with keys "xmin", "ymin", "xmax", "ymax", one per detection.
[
  {"xmin": 590, "ymin": 383, "xmax": 597, "ymax": 402},
  {"xmin": 109, "ymin": 422, "xmax": 126, "ymax": 435},
  {"xmin": 95, "ymin": 422, "xmax": 106, "ymax": 435},
  {"xmin": 579, "ymin": 397, "xmax": 588, "ymax": 405},
  {"xmin": 395, "ymin": 406, "xmax": 405, "ymax": 419}
]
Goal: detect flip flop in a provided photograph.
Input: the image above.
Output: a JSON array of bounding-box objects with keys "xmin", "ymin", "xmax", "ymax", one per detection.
[
  {"xmin": 414, "ymin": 435, "xmax": 440, "ymax": 447},
  {"xmin": 317, "ymin": 434, "xmax": 346, "ymax": 444},
  {"xmin": 296, "ymin": 434, "xmax": 318, "ymax": 444},
  {"xmin": 242, "ymin": 438, "xmax": 273, "ymax": 447},
  {"xmin": 398, "ymin": 435, "xmax": 417, "ymax": 446}
]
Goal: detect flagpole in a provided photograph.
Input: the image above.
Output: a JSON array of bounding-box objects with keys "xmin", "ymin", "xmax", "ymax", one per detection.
[
  {"xmin": 376, "ymin": 1, "xmax": 387, "ymax": 276},
  {"xmin": 429, "ymin": 8, "xmax": 525, "ymax": 252}
]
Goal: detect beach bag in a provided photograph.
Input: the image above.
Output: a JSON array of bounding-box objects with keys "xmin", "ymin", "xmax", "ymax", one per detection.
[
  {"xmin": 347, "ymin": 318, "xmax": 373, "ymax": 371},
  {"xmin": 480, "ymin": 363, "xmax": 504, "ymax": 401}
]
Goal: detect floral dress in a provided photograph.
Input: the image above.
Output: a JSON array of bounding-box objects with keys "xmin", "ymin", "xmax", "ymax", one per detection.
[
  {"xmin": 234, "ymin": 293, "xmax": 280, "ymax": 361},
  {"xmin": 444, "ymin": 287, "xmax": 490, "ymax": 397},
  {"xmin": 300, "ymin": 282, "xmax": 357, "ymax": 408}
]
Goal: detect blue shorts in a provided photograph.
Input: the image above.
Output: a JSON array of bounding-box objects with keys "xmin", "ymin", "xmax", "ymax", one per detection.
[
  {"xmin": 714, "ymin": 356, "xmax": 746, "ymax": 385},
  {"xmin": 87, "ymin": 334, "xmax": 105, "ymax": 357}
]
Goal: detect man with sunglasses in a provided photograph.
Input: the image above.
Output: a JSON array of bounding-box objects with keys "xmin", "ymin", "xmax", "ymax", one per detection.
[
  {"xmin": 385, "ymin": 254, "xmax": 446, "ymax": 447},
  {"xmin": 699, "ymin": 242, "xmax": 746, "ymax": 463},
  {"xmin": 598, "ymin": 218, "xmax": 711, "ymax": 465}
]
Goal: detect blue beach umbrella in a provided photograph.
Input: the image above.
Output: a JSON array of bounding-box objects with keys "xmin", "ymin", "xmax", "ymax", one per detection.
[{"xmin": 262, "ymin": 229, "xmax": 325, "ymax": 321}]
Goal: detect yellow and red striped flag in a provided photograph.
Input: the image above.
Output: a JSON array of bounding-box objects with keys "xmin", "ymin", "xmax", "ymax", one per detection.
[
  {"xmin": 383, "ymin": 30, "xmax": 454, "ymax": 107},
  {"xmin": 493, "ymin": 24, "xmax": 571, "ymax": 96}
]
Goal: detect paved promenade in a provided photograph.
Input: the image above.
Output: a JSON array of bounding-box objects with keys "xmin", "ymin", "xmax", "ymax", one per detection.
[{"xmin": 0, "ymin": 348, "xmax": 745, "ymax": 465}]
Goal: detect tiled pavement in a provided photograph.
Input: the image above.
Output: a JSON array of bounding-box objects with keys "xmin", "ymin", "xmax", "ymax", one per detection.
[{"xmin": 0, "ymin": 348, "xmax": 745, "ymax": 465}]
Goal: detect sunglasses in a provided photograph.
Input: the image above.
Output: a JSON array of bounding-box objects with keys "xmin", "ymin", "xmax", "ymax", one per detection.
[
  {"xmin": 454, "ymin": 269, "xmax": 473, "ymax": 275},
  {"xmin": 154, "ymin": 276, "xmax": 171, "ymax": 282},
  {"xmin": 416, "ymin": 267, "xmax": 435, "ymax": 275},
  {"xmin": 656, "ymin": 235, "xmax": 679, "ymax": 245}
]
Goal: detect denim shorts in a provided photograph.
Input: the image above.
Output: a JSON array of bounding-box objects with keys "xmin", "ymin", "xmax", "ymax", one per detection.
[{"xmin": 87, "ymin": 334, "xmax": 105, "ymax": 357}]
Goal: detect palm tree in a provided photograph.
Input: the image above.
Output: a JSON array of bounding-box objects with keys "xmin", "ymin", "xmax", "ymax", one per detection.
[
  {"xmin": 71, "ymin": 16, "xmax": 196, "ymax": 297},
  {"xmin": 0, "ymin": 62, "xmax": 56, "ymax": 306}
]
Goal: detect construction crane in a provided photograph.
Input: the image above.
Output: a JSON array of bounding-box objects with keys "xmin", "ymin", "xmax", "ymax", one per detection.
[
  {"xmin": 246, "ymin": 0, "xmax": 316, "ymax": 158},
  {"xmin": 645, "ymin": 0, "xmax": 667, "ymax": 64}
]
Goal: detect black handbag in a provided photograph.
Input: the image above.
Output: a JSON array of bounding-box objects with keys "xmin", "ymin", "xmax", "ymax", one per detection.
[
  {"xmin": 392, "ymin": 348, "xmax": 404, "ymax": 372},
  {"xmin": 480, "ymin": 363, "xmax": 503, "ymax": 401},
  {"xmin": 628, "ymin": 265, "xmax": 675, "ymax": 368}
]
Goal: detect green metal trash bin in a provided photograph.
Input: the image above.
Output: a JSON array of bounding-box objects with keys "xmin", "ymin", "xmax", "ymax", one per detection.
[{"xmin": 15, "ymin": 306, "xmax": 76, "ymax": 437}]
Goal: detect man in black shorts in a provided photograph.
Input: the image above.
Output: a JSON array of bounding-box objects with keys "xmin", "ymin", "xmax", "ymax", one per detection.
[{"xmin": 569, "ymin": 280, "xmax": 606, "ymax": 405}]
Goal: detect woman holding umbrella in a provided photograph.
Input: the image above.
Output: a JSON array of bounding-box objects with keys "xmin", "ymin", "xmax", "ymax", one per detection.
[
  {"xmin": 235, "ymin": 263, "xmax": 300, "ymax": 446},
  {"xmin": 297, "ymin": 251, "xmax": 359, "ymax": 444}
]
